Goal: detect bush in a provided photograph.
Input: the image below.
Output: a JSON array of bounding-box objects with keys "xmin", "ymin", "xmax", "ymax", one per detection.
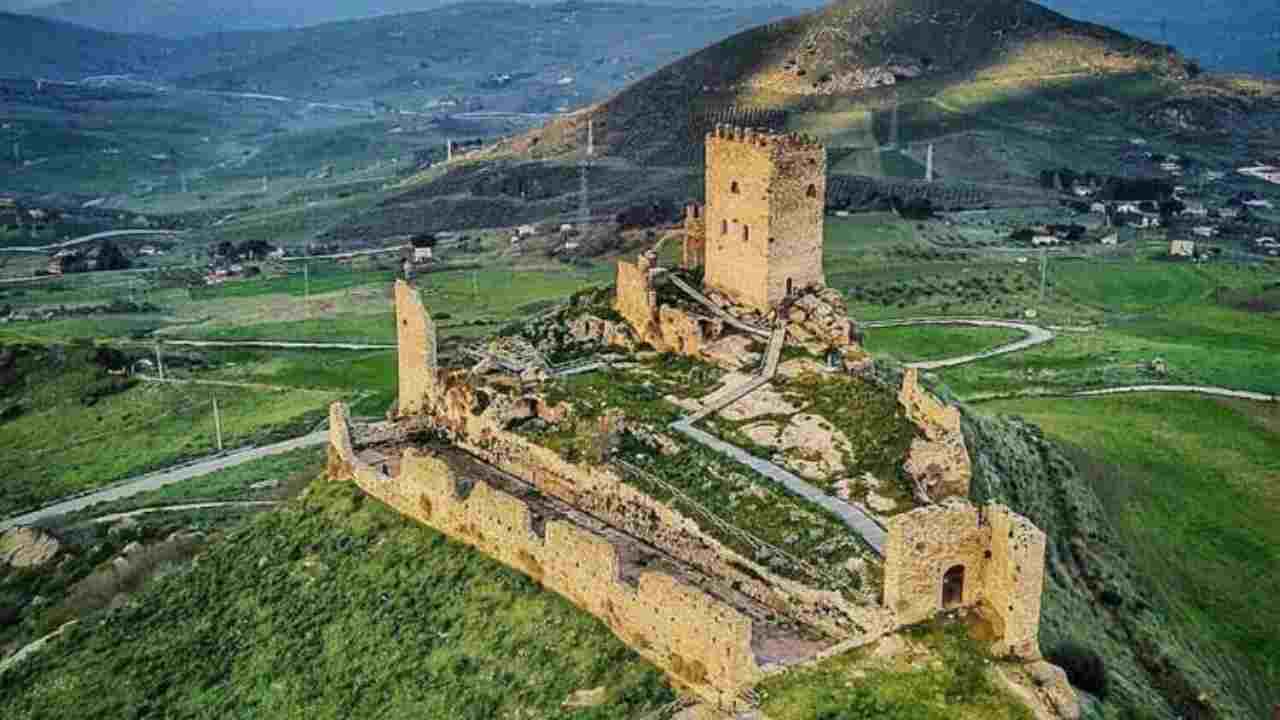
[{"xmin": 1048, "ymin": 642, "xmax": 1109, "ymax": 697}]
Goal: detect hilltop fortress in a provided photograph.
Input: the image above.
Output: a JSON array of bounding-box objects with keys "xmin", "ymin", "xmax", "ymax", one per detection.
[{"xmin": 327, "ymin": 127, "xmax": 1072, "ymax": 716}]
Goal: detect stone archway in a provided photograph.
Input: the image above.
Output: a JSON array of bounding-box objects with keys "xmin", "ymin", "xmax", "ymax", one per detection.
[{"xmin": 942, "ymin": 564, "xmax": 965, "ymax": 608}]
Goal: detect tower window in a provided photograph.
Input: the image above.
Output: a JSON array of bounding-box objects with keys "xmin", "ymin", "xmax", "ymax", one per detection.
[
  {"xmin": 721, "ymin": 219, "xmax": 728, "ymax": 235},
  {"xmin": 743, "ymin": 225, "xmax": 750, "ymax": 243},
  {"xmin": 806, "ymin": 184, "xmax": 818, "ymax": 198},
  {"xmin": 730, "ymin": 181, "xmax": 740, "ymax": 194}
]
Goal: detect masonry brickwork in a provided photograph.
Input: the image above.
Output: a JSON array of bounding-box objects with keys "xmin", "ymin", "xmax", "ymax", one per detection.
[
  {"xmin": 703, "ymin": 125, "xmax": 826, "ymax": 311},
  {"xmin": 683, "ymin": 202, "xmax": 706, "ymax": 270},
  {"xmin": 395, "ymin": 280, "xmax": 438, "ymax": 416},
  {"xmin": 328, "ymin": 404, "xmax": 762, "ymax": 708},
  {"xmin": 882, "ymin": 499, "xmax": 1047, "ymax": 659},
  {"xmin": 898, "ymin": 367, "xmax": 972, "ymax": 500},
  {"xmin": 614, "ymin": 254, "xmax": 724, "ymax": 356}
]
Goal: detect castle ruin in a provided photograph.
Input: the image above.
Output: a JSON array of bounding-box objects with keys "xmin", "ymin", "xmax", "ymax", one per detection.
[{"xmin": 326, "ymin": 127, "xmax": 1065, "ymax": 714}]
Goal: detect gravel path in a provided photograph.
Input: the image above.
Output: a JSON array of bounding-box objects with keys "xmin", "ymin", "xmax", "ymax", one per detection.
[
  {"xmin": 86, "ymin": 501, "xmax": 280, "ymax": 525},
  {"xmin": 1071, "ymin": 385, "xmax": 1275, "ymax": 402},
  {"xmin": 0, "ymin": 229, "xmax": 181, "ymax": 255},
  {"xmin": 862, "ymin": 317, "xmax": 1055, "ymax": 370},
  {"xmin": 0, "ymin": 432, "xmax": 327, "ymax": 531}
]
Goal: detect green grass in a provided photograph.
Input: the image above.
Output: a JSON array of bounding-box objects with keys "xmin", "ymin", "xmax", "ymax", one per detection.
[
  {"xmin": 0, "ymin": 479, "xmax": 675, "ymax": 719},
  {"xmin": 864, "ymin": 324, "xmax": 1026, "ymax": 363},
  {"xmin": 62, "ymin": 445, "xmax": 326, "ymax": 523},
  {"xmin": 983, "ymin": 394, "xmax": 1280, "ymax": 708},
  {"xmin": 757, "ymin": 621, "xmax": 1033, "ymax": 720},
  {"xmin": 0, "ymin": 345, "xmax": 342, "ymax": 517}
]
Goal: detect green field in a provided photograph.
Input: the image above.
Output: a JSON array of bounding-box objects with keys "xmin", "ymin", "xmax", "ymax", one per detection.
[
  {"xmin": 0, "ymin": 479, "xmax": 674, "ymax": 719},
  {"xmin": 0, "ymin": 345, "xmax": 342, "ymax": 517},
  {"xmin": 864, "ymin": 324, "xmax": 1025, "ymax": 363},
  {"xmin": 984, "ymin": 393, "xmax": 1280, "ymax": 710}
]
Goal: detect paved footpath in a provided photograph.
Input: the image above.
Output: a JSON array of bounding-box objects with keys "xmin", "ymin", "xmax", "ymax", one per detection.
[
  {"xmin": 671, "ymin": 421, "xmax": 887, "ymax": 555},
  {"xmin": 861, "ymin": 317, "xmax": 1055, "ymax": 370},
  {"xmin": 0, "ymin": 432, "xmax": 327, "ymax": 531}
]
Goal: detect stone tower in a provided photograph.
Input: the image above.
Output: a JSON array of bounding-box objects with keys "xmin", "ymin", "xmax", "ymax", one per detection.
[{"xmin": 703, "ymin": 125, "xmax": 826, "ymax": 311}]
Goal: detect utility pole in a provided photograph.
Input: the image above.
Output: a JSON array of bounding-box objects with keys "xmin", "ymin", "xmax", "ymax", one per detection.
[
  {"xmin": 155, "ymin": 343, "xmax": 165, "ymax": 380},
  {"xmin": 212, "ymin": 396, "xmax": 224, "ymax": 451},
  {"xmin": 578, "ymin": 118, "xmax": 593, "ymax": 231},
  {"xmin": 471, "ymin": 268, "xmax": 479, "ymax": 306},
  {"xmin": 1038, "ymin": 248, "xmax": 1049, "ymax": 304},
  {"xmin": 446, "ymin": 138, "xmax": 453, "ymax": 163},
  {"xmin": 304, "ymin": 262, "xmax": 310, "ymax": 319},
  {"xmin": 11, "ymin": 141, "xmax": 19, "ymax": 167},
  {"xmin": 925, "ymin": 143, "xmax": 935, "ymax": 182}
]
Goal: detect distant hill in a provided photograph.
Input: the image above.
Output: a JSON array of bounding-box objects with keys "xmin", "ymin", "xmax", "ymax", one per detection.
[
  {"xmin": 0, "ymin": 12, "xmax": 175, "ymax": 80},
  {"xmin": 509, "ymin": 0, "xmax": 1185, "ymax": 166},
  {"xmin": 27, "ymin": 0, "xmax": 825, "ymax": 38}
]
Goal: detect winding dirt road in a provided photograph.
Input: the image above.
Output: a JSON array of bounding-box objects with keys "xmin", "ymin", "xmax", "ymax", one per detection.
[{"xmin": 861, "ymin": 317, "xmax": 1055, "ymax": 370}]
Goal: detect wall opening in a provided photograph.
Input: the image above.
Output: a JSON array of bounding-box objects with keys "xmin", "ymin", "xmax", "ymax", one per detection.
[
  {"xmin": 942, "ymin": 565, "xmax": 965, "ymax": 608},
  {"xmin": 742, "ymin": 225, "xmax": 750, "ymax": 243},
  {"xmin": 785, "ymin": 277, "xmax": 793, "ymax": 296},
  {"xmin": 730, "ymin": 181, "xmax": 740, "ymax": 194},
  {"xmin": 721, "ymin": 219, "xmax": 728, "ymax": 235},
  {"xmin": 806, "ymin": 183, "xmax": 818, "ymax": 199}
]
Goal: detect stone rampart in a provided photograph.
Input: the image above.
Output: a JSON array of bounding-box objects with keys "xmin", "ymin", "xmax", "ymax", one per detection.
[
  {"xmin": 614, "ymin": 255, "xmax": 659, "ymax": 341},
  {"xmin": 432, "ymin": 379, "xmax": 893, "ymax": 641},
  {"xmin": 328, "ymin": 403, "xmax": 762, "ymax": 707},
  {"xmin": 898, "ymin": 368, "xmax": 971, "ymax": 500},
  {"xmin": 882, "ymin": 499, "xmax": 1046, "ymax": 659},
  {"xmin": 395, "ymin": 280, "xmax": 438, "ymax": 416}
]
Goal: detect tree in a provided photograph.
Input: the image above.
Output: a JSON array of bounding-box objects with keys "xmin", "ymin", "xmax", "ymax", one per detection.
[{"xmin": 95, "ymin": 239, "xmax": 131, "ymax": 271}]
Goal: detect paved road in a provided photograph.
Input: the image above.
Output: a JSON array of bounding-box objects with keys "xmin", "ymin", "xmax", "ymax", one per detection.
[
  {"xmin": 86, "ymin": 501, "xmax": 280, "ymax": 525},
  {"xmin": 159, "ymin": 339, "xmax": 395, "ymax": 351},
  {"xmin": 0, "ymin": 229, "xmax": 181, "ymax": 254},
  {"xmin": 0, "ymin": 432, "xmax": 328, "ymax": 531},
  {"xmin": 862, "ymin": 317, "xmax": 1055, "ymax": 370},
  {"xmin": 1072, "ymin": 385, "xmax": 1275, "ymax": 402},
  {"xmin": 671, "ymin": 421, "xmax": 887, "ymax": 556}
]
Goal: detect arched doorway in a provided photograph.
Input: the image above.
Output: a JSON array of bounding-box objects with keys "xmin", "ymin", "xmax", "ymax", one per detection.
[
  {"xmin": 942, "ymin": 565, "xmax": 965, "ymax": 608},
  {"xmin": 785, "ymin": 277, "xmax": 794, "ymax": 296}
]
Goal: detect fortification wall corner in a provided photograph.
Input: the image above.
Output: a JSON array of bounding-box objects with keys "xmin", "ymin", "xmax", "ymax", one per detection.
[
  {"xmin": 882, "ymin": 499, "xmax": 1046, "ymax": 660},
  {"xmin": 898, "ymin": 368, "xmax": 972, "ymax": 500},
  {"xmin": 615, "ymin": 257, "xmax": 659, "ymax": 340},
  {"xmin": 683, "ymin": 202, "xmax": 706, "ymax": 270}
]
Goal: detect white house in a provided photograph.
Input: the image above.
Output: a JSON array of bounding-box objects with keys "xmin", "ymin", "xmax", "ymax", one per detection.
[
  {"xmin": 1192, "ymin": 226, "xmax": 1218, "ymax": 238},
  {"xmin": 517, "ymin": 224, "xmax": 537, "ymax": 237},
  {"xmin": 1032, "ymin": 235, "xmax": 1060, "ymax": 246},
  {"xmin": 1116, "ymin": 203, "xmax": 1142, "ymax": 215},
  {"xmin": 1090, "ymin": 202, "xmax": 1108, "ymax": 214},
  {"xmin": 413, "ymin": 246, "xmax": 433, "ymax": 263},
  {"xmin": 138, "ymin": 245, "xmax": 159, "ymax": 256},
  {"xmin": 1099, "ymin": 233, "xmax": 1119, "ymax": 246},
  {"xmin": 1170, "ymin": 239, "xmax": 1196, "ymax": 257}
]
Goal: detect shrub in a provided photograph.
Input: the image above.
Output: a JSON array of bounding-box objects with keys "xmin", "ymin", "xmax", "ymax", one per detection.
[{"xmin": 1049, "ymin": 642, "xmax": 1109, "ymax": 697}]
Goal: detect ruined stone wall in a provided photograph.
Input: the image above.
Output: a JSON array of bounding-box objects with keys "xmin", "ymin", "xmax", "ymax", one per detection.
[
  {"xmin": 983, "ymin": 506, "xmax": 1047, "ymax": 659},
  {"xmin": 328, "ymin": 403, "xmax": 762, "ymax": 707},
  {"xmin": 430, "ymin": 379, "xmax": 895, "ymax": 641},
  {"xmin": 614, "ymin": 256, "xmax": 659, "ymax": 341},
  {"xmin": 882, "ymin": 499, "xmax": 1046, "ymax": 660},
  {"xmin": 683, "ymin": 203, "xmax": 706, "ymax": 270},
  {"xmin": 395, "ymin": 280, "xmax": 438, "ymax": 416},
  {"xmin": 898, "ymin": 368, "xmax": 971, "ymax": 500},
  {"xmin": 703, "ymin": 125, "xmax": 826, "ymax": 311}
]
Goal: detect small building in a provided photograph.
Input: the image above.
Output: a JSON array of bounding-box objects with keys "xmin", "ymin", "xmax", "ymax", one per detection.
[
  {"xmin": 1181, "ymin": 202, "xmax": 1208, "ymax": 217},
  {"xmin": 268, "ymin": 247, "xmax": 286, "ymax": 259},
  {"xmin": 1116, "ymin": 202, "xmax": 1142, "ymax": 215},
  {"xmin": 517, "ymin": 224, "xmax": 537, "ymax": 237},
  {"xmin": 414, "ymin": 246, "xmax": 433, "ymax": 263},
  {"xmin": 1090, "ymin": 202, "xmax": 1107, "ymax": 214},
  {"xmin": 1192, "ymin": 226, "xmax": 1218, "ymax": 238},
  {"xmin": 1032, "ymin": 235, "xmax": 1060, "ymax": 246},
  {"xmin": 1217, "ymin": 207, "xmax": 1241, "ymax": 220},
  {"xmin": 1170, "ymin": 239, "xmax": 1196, "ymax": 257},
  {"xmin": 1099, "ymin": 232, "xmax": 1119, "ymax": 246}
]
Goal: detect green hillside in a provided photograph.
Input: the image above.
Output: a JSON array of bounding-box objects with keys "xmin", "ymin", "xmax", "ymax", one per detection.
[{"xmin": 0, "ymin": 479, "xmax": 675, "ymax": 719}]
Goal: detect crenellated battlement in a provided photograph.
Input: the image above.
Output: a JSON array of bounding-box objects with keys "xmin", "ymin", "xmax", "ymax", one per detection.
[{"xmin": 707, "ymin": 124, "xmax": 823, "ymax": 153}]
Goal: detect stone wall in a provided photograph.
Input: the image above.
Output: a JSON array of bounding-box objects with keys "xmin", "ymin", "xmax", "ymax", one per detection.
[
  {"xmin": 614, "ymin": 255, "xmax": 659, "ymax": 341},
  {"xmin": 683, "ymin": 202, "xmax": 706, "ymax": 270},
  {"xmin": 882, "ymin": 499, "xmax": 1046, "ymax": 660},
  {"xmin": 703, "ymin": 125, "xmax": 826, "ymax": 311},
  {"xmin": 898, "ymin": 368, "xmax": 971, "ymax": 500},
  {"xmin": 430, "ymin": 377, "xmax": 894, "ymax": 641},
  {"xmin": 328, "ymin": 403, "xmax": 762, "ymax": 707},
  {"xmin": 395, "ymin": 280, "xmax": 438, "ymax": 416}
]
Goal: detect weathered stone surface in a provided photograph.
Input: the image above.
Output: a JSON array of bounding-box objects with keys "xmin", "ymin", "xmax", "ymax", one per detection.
[
  {"xmin": 898, "ymin": 368, "xmax": 971, "ymax": 500},
  {"xmin": 562, "ymin": 687, "xmax": 609, "ymax": 709},
  {"xmin": 0, "ymin": 527, "xmax": 60, "ymax": 568},
  {"xmin": 683, "ymin": 203, "xmax": 706, "ymax": 270},
  {"xmin": 703, "ymin": 126, "xmax": 826, "ymax": 311},
  {"xmin": 395, "ymin": 280, "xmax": 438, "ymax": 416},
  {"xmin": 883, "ymin": 499, "xmax": 1047, "ymax": 660}
]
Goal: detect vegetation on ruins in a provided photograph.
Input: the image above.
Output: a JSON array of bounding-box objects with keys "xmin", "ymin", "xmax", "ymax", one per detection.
[{"xmin": 757, "ymin": 621, "xmax": 1034, "ymax": 720}]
